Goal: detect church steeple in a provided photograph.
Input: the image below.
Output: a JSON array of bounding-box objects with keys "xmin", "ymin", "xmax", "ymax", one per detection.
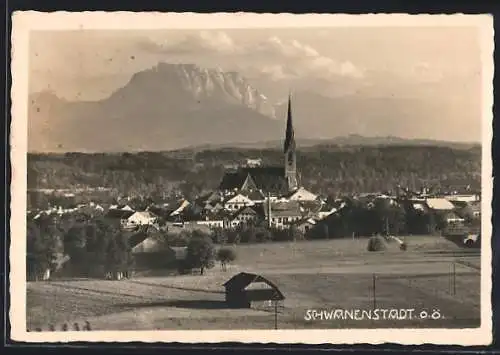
[{"xmin": 284, "ymin": 93, "xmax": 298, "ymax": 191}]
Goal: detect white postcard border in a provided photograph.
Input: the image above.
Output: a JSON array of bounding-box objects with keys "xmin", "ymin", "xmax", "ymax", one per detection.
[{"xmin": 9, "ymin": 12, "xmax": 494, "ymax": 345}]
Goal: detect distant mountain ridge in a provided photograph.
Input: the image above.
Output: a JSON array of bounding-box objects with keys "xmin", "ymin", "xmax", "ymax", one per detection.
[
  {"xmin": 179, "ymin": 134, "xmax": 480, "ymax": 152},
  {"xmin": 28, "ymin": 63, "xmax": 283, "ymax": 153},
  {"xmin": 28, "ymin": 62, "xmax": 480, "ymax": 153}
]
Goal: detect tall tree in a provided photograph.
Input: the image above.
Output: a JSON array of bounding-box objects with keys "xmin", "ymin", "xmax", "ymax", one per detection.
[
  {"xmin": 27, "ymin": 219, "xmax": 62, "ymax": 280},
  {"xmin": 185, "ymin": 234, "xmax": 215, "ymax": 275}
]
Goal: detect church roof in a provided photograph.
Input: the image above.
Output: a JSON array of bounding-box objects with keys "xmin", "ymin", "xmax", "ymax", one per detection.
[
  {"xmin": 244, "ymin": 189, "xmax": 266, "ymax": 201},
  {"xmin": 239, "ymin": 167, "xmax": 288, "ymax": 193},
  {"xmin": 219, "ymin": 171, "xmax": 250, "ymax": 191},
  {"xmin": 219, "ymin": 166, "xmax": 288, "ymax": 194}
]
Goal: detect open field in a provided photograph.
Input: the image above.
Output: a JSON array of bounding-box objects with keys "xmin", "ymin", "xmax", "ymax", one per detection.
[{"xmin": 27, "ymin": 236, "xmax": 481, "ymax": 330}]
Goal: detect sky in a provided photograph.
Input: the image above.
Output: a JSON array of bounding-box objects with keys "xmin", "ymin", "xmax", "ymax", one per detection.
[{"xmin": 29, "ymin": 26, "xmax": 484, "ymax": 141}]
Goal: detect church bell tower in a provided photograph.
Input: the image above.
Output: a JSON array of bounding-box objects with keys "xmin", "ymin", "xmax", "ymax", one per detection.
[{"xmin": 284, "ymin": 94, "xmax": 298, "ymax": 191}]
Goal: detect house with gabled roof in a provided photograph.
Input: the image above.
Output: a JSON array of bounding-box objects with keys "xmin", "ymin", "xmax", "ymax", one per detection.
[
  {"xmin": 228, "ymin": 205, "xmax": 263, "ymax": 228},
  {"xmin": 124, "ymin": 211, "xmax": 158, "ymax": 229},
  {"xmin": 223, "ymin": 193, "xmax": 255, "ymax": 212},
  {"xmin": 264, "ymin": 201, "xmax": 303, "ymax": 229},
  {"xmin": 284, "ymin": 187, "xmax": 318, "ymax": 202}
]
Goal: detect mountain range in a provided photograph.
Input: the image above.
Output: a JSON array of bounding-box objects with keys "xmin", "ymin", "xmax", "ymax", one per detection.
[{"xmin": 28, "ymin": 62, "xmax": 480, "ymax": 153}]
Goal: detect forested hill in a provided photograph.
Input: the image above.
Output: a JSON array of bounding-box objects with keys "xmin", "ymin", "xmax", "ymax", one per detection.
[{"xmin": 27, "ymin": 144, "xmax": 481, "ymax": 198}]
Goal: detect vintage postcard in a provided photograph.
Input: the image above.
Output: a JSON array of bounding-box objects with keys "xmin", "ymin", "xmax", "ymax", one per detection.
[{"xmin": 10, "ymin": 12, "xmax": 493, "ymax": 344}]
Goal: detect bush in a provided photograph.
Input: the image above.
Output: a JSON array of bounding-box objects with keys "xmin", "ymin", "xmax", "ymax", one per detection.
[
  {"xmin": 216, "ymin": 247, "xmax": 237, "ymax": 271},
  {"xmin": 216, "ymin": 247, "xmax": 236, "ymax": 262},
  {"xmin": 367, "ymin": 236, "xmax": 387, "ymax": 252}
]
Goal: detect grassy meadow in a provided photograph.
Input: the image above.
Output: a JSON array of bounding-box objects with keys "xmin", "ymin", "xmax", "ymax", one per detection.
[{"xmin": 27, "ymin": 236, "xmax": 481, "ymax": 330}]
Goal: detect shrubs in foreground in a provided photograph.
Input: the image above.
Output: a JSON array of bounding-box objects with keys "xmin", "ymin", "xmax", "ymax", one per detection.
[
  {"xmin": 367, "ymin": 236, "xmax": 387, "ymax": 252},
  {"xmin": 367, "ymin": 235, "xmax": 409, "ymax": 252},
  {"xmin": 216, "ymin": 247, "xmax": 237, "ymax": 271}
]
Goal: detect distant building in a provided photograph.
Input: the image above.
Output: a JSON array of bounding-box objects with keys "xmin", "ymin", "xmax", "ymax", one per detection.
[{"xmin": 245, "ymin": 158, "xmax": 262, "ymax": 167}]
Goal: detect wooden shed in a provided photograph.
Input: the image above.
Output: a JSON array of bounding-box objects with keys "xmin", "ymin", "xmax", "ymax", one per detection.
[{"xmin": 223, "ymin": 272, "xmax": 285, "ymax": 308}]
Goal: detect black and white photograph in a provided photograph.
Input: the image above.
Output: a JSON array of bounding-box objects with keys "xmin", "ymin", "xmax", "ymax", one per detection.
[{"xmin": 10, "ymin": 12, "xmax": 493, "ymax": 344}]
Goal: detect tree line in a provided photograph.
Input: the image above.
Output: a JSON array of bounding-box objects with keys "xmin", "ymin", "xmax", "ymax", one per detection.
[
  {"xmin": 28, "ymin": 145, "xmax": 480, "ymax": 208},
  {"xmin": 27, "ymin": 194, "xmax": 478, "ymax": 281}
]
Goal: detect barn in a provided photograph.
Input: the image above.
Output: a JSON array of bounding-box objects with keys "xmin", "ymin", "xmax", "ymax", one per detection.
[{"xmin": 223, "ymin": 272, "xmax": 285, "ymax": 308}]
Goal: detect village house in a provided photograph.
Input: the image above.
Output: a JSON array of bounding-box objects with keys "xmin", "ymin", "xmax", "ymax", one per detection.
[
  {"xmin": 283, "ymin": 187, "xmax": 318, "ymax": 202},
  {"xmin": 123, "ymin": 211, "xmax": 158, "ymax": 229},
  {"xmin": 223, "ymin": 193, "xmax": 255, "ymax": 212},
  {"xmin": 265, "ymin": 201, "xmax": 303, "ymax": 229},
  {"xmin": 228, "ymin": 205, "xmax": 263, "ymax": 228}
]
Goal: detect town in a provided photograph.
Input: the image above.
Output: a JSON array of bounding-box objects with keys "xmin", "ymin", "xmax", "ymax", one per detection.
[{"xmin": 26, "ymin": 97, "xmax": 481, "ymax": 285}]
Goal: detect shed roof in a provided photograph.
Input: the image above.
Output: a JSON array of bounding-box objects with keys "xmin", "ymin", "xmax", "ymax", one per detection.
[{"xmin": 223, "ymin": 272, "xmax": 285, "ymax": 300}]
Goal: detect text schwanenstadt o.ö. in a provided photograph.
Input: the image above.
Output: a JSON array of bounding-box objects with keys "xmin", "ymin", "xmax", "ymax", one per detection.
[{"xmin": 304, "ymin": 308, "xmax": 443, "ymax": 321}]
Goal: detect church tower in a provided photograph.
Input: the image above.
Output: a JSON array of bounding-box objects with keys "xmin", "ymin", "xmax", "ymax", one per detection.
[{"xmin": 284, "ymin": 94, "xmax": 298, "ymax": 191}]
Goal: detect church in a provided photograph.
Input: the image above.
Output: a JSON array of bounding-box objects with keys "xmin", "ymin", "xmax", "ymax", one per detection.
[{"xmin": 219, "ymin": 95, "xmax": 300, "ymax": 197}]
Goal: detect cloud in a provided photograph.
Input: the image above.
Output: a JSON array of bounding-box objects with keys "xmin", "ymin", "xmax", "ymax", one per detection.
[
  {"xmin": 408, "ymin": 61, "xmax": 444, "ymax": 83},
  {"xmin": 138, "ymin": 31, "xmax": 237, "ymax": 55},
  {"xmin": 261, "ymin": 65, "xmax": 296, "ymax": 81},
  {"xmin": 255, "ymin": 36, "xmax": 319, "ymax": 58},
  {"xmin": 139, "ymin": 32, "xmax": 364, "ymax": 81}
]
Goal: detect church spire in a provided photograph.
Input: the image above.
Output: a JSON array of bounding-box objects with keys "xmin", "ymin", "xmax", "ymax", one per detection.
[
  {"xmin": 284, "ymin": 92, "xmax": 298, "ymax": 191},
  {"xmin": 284, "ymin": 93, "xmax": 295, "ymax": 154}
]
